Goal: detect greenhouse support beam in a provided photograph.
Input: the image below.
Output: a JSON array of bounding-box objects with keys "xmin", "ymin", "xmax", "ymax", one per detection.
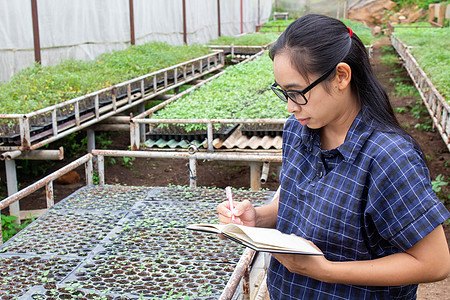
[
  {"xmin": 129, "ymin": 0, "xmax": 135, "ymax": 45},
  {"xmin": 31, "ymin": 0, "xmax": 41, "ymax": 63},
  {"xmin": 182, "ymin": 0, "xmax": 187, "ymax": 44},
  {"xmin": 240, "ymin": 0, "xmax": 243, "ymax": 34},
  {"xmin": 217, "ymin": 0, "xmax": 221, "ymax": 36}
]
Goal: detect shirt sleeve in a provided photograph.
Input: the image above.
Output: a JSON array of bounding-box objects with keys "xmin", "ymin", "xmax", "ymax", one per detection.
[{"xmin": 365, "ymin": 140, "xmax": 449, "ymax": 252}]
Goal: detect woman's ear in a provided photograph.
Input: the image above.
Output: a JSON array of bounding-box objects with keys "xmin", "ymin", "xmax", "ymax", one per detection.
[{"xmin": 335, "ymin": 62, "xmax": 351, "ymax": 90}]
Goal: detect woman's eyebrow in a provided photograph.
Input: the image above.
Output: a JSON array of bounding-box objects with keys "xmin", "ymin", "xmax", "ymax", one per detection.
[{"xmin": 282, "ymin": 83, "xmax": 304, "ymax": 90}]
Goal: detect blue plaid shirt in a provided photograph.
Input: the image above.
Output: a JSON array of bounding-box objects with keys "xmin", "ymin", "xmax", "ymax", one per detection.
[{"xmin": 267, "ymin": 112, "xmax": 450, "ymax": 299}]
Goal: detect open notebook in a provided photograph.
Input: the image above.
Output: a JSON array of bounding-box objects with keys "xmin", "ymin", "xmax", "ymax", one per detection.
[{"xmin": 186, "ymin": 223, "xmax": 323, "ymax": 255}]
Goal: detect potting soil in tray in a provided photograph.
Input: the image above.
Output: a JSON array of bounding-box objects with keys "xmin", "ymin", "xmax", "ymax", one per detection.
[
  {"xmin": 0, "ymin": 185, "xmax": 275, "ymax": 299},
  {"xmin": 146, "ymin": 123, "xmax": 238, "ymax": 142},
  {"xmin": 240, "ymin": 123, "xmax": 284, "ymax": 137}
]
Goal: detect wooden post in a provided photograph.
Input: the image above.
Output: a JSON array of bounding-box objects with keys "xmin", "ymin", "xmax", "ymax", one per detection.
[
  {"xmin": 428, "ymin": 4, "xmax": 436, "ymax": 23},
  {"xmin": 5, "ymin": 160, "xmax": 20, "ymax": 224},
  {"xmin": 129, "ymin": 0, "xmax": 135, "ymax": 45},
  {"xmin": 240, "ymin": 0, "xmax": 243, "ymax": 34},
  {"xmin": 343, "ymin": 0, "xmax": 349, "ymax": 19},
  {"xmin": 437, "ymin": 3, "xmax": 447, "ymax": 26},
  {"xmin": 30, "ymin": 0, "xmax": 41, "ymax": 63},
  {"xmin": 217, "ymin": 0, "xmax": 221, "ymax": 37},
  {"xmin": 182, "ymin": 0, "xmax": 187, "ymax": 44}
]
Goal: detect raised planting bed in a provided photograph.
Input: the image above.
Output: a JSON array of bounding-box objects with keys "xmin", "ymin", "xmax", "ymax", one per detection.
[
  {"xmin": 0, "ymin": 184, "xmax": 274, "ymax": 299},
  {"xmin": 208, "ymin": 33, "xmax": 279, "ymax": 63},
  {"xmin": 391, "ymin": 24, "xmax": 449, "ymax": 101},
  {"xmin": 391, "ymin": 26, "xmax": 450, "ymax": 150},
  {"xmin": 0, "ymin": 43, "xmax": 224, "ymax": 152},
  {"xmin": 148, "ymin": 53, "xmax": 289, "ymax": 134},
  {"xmin": 257, "ymin": 19, "xmax": 295, "ymax": 32}
]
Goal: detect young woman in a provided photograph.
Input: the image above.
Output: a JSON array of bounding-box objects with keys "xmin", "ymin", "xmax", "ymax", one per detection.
[{"xmin": 217, "ymin": 14, "xmax": 449, "ymax": 299}]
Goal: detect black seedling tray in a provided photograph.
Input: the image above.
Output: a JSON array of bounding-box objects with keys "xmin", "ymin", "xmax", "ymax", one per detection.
[{"xmin": 0, "ymin": 185, "xmax": 275, "ymax": 298}]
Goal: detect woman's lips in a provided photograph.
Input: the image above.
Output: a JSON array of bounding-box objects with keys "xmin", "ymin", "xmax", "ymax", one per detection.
[{"xmin": 297, "ymin": 118, "xmax": 310, "ymax": 126}]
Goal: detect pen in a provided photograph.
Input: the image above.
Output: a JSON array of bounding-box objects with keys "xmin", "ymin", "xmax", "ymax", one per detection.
[{"xmin": 225, "ymin": 186, "xmax": 236, "ymax": 222}]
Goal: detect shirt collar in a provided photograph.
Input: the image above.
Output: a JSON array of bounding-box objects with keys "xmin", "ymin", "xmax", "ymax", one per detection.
[{"xmin": 298, "ymin": 109, "xmax": 374, "ymax": 163}]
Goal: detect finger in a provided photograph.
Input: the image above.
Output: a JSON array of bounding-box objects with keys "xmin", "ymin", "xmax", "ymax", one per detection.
[
  {"xmin": 232, "ymin": 200, "xmax": 251, "ymax": 217},
  {"xmin": 217, "ymin": 201, "xmax": 233, "ymax": 218}
]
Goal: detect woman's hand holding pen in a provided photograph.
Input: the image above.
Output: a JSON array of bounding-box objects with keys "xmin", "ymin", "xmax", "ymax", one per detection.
[{"xmin": 217, "ymin": 199, "xmax": 257, "ymax": 227}]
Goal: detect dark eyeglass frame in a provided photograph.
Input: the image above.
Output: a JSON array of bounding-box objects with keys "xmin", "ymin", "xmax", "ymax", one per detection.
[{"xmin": 271, "ymin": 65, "xmax": 337, "ymax": 106}]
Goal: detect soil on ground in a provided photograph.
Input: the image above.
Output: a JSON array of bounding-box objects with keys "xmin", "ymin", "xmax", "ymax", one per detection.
[{"xmin": 0, "ymin": 36, "xmax": 448, "ymax": 298}]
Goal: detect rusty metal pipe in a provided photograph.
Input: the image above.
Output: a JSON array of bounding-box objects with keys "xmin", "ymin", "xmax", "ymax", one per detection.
[
  {"xmin": 260, "ymin": 161, "xmax": 270, "ymax": 184},
  {"xmin": 2, "ymin": 148, "xmax": 64, "ymax": 161},
  {"xmin": 133, "ymin": 118, "xmax": 286, "ymax": 125},
  {"xmin": 219, "ymin": 248, "xmax": 255, "ymax": 300},
  {"xmin": 0, "ymin": 154, "xmax": 92, "ymax": 211},
  {"xmin": 91, "ymin": 149, "xmax": 281, "ymax": 163}
]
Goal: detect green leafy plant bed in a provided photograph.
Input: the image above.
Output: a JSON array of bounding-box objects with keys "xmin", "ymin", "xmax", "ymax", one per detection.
[
  {"xmin": 208, "ymin": 33, "xmax": 280, "ymax": 46},
  {"xmin": 392, "ymin": 25, "xmax": 450, "ymax": 100},
  {"xmin": 0, "ymin": 42, "xmax": 211, "ymax": 115},
  {"xmin": 257, "ymin": 19, "xmax": 296, "ymax": 32},
  {"xmin": 152, "ymin": 53, "xmax": 290, "ymax": 133},
  {"xmin": 340, "ymin": 19, "xmax": 375, "ymax": 46},
  {"xmin": 0, "ymin": 185, "xmax": 275, "ymax": 298}
]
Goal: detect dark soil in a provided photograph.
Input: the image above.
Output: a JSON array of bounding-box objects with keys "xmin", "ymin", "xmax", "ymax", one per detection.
[{"xmin": 0, "ymin": 36, "xmax": 448, "ymax": 298}]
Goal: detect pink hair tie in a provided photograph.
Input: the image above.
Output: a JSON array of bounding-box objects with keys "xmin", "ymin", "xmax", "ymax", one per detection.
[{"xmin": 347, "ymin": 27, "xmax": 353, "ymax": 37}]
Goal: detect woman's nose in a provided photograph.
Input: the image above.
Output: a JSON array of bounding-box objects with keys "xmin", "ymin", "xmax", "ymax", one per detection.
[{"xmin": 287, "ymin": 99, "xmax": 301, "ymax": 114}]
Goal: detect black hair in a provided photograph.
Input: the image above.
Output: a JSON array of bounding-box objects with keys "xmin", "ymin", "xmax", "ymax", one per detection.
[{"xmin": 269, "ymin": 14, "xmax": 419, "ymax": 150}]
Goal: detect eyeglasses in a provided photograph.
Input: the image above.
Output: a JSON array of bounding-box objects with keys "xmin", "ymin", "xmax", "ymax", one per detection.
[{"xmin": 271, "ymin": 66, "xmax": 337, "ymax": 106}]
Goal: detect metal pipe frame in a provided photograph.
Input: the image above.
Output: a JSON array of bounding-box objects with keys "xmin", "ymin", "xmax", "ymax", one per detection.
[
  {"xmin": 0, "ymin": 154, "xmax": 93, "ymax": 212},
  {"xmin": 1, "ymin": 147, "xmax": 64, "ymax": 161},
  {"xmin": 219, "ymin": 248, "xmax": 256, "ymax": 300},
  {"xmin": 391, "ymin": 36, "xmax": 450, "ymax": 151},
  {"xmin": 0, "ymin": 51, "xmax": 224, "ymax": 152},
  {"xmin": 91, "ymin": 149, "xmax": 281, "ymax": 163},
  {"xmin": 0, "ymin": 154, "xmax": 93, "ymax": 244}
]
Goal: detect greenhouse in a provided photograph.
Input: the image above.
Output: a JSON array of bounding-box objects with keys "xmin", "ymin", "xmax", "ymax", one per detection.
[{"xmin": 1, "ymin": 0, "xmax": 449, "ymax": 299}]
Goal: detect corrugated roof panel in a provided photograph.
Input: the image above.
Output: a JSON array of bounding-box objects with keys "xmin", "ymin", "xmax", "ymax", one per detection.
[{"xmin": 142, "ymin": 128, "xmax": 282, "ymax": 150}]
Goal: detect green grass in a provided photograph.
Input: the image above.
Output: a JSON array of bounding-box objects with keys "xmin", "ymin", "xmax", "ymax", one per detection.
[
  {"xmin": 0, "ymin": 42, "xmax": 211, "ymax": 114},
  {"xmin": 340, "ymin": 19, "xmax": 375, "ymax": 46},
  {"xmin": 393, "ymin": 25, "xmax": 450, "ymax": 100},
  {"xmin": 208, "ymin": 33, "xmax": 280, "ymax": 46},
  {"xmin": 258, "ymin": 19, "xmax": 295, "ymax": 32}
]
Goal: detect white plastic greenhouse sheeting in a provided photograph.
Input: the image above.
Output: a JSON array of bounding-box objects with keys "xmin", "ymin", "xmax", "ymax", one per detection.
[{"xmin": 0, "ymin": 0, "xmax": 272, "ymax": 83}]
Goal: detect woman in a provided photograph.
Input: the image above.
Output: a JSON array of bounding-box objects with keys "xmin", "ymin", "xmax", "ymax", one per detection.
[{"xmin": 217, "ymin": 14, "xmax": 449, "ymax": 299}]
